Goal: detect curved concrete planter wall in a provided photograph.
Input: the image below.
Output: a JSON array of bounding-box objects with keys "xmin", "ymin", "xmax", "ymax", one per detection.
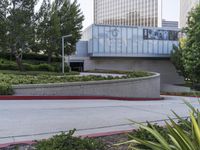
[{"xmin": 13, "ymin": 73, "xmax": 160, "ymax": 98}]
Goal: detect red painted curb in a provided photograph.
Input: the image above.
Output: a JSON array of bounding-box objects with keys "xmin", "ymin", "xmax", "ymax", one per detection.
[
  {"xmin": 0, "ymin": 96, "xmax": 164, "ymax": 101},
  {"xmin": 81, "ymin": 129, "xmax": 133, "ymax": 138}
]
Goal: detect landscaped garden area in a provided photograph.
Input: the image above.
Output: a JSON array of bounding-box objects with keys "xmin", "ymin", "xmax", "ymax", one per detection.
[
  {"xmin": 1, "ymin": 0, "xmax": 200, "ymax": 149},
  {"xmin": 0, "ymin": 69, "xmax": 152, "ymax": 95}
]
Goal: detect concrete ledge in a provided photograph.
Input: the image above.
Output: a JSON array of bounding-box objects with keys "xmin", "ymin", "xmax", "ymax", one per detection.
[
  {"xmin": 0, "ymin": 96, "xmax": 164, "ymax": 101},
  {"xmin": 13, "ymin": 73, "xmax": 160, "ymax": 98},
  {"xmin": 161, "ymin": 84, "xmax": 191, "ymax": 93}
]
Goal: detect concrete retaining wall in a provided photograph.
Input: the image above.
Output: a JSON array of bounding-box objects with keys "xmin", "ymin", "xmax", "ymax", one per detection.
[
  {"xmin": 83, "ymin": 57, "xmax": 184, "ymax": 85},
  {"xmin": 13, "ymin": 73, "xmax": 160, "ymax": 98}
]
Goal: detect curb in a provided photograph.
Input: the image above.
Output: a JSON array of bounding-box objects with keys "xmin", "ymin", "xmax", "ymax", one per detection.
[
  {"xmin": 0, "ymin": 96, "xmax": 164, "ymax": 101},
  {"xmin": 161, "ymin": 94, "xmax": 200, "ymax": 98},
  {"xmin": 81, "ymin": 129, "xmax": 133, "ymax": 138}
]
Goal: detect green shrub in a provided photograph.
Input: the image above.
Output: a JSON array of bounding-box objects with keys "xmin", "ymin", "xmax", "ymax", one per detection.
[
  {"xmin": 0, "ymin": 52, "xmax": 61, "ymax": 62},
  {"xmin": 0, "ymin": 59, "xmax": 18, "ymax": 70},
  {"xmin": 35, "ymin": 130, "xmax": 106, "ymax": 150},
  {"xmin": 36, "ymin": 64, "xmax": 55, "ymax": 72},
  {"xmin": 0, "ymin": 63, "xmax": 18, "ymax": 70},
  {"xmin": 0, "ymin": 83, "xmax": 14, "ymax": 95},
  {"xmin": 0, "ymin": 70, "xmax": 151, "ymax": 86},
  {"xmin": 23, "ymin": 63, "xmax": 36, "ymax": 71},
  {"xmin": 0, "ymin": 59, "xmax": 69, "ymax": 72},
  {"xmin": 52, "ymin": 63, "xmax": 70, "ymax": 72}
]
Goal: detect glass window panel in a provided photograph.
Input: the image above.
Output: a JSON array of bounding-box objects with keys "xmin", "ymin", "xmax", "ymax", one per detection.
[
  {"xmin": 110, "ymin": 27, "xmax": 117, "ymax": 54},
  {"xmin": 93, "ymin": 26, "xmax": 99, "ymax": 53},
  {"xmin": 88, "ymin": 39, "xmax": 93, "ymax": 53},
  {"xmin": 168, "ymin": 42, "xmax": 173, "ymax": 54},
  {"xmin": 98, "ymin": 26, "xmax": 105, "ymax": 53},
  {"xmin": 163, "ymin": 41, "xmax": 168, "ymax": 54},
  {"xmin": 133, "ymin": 28, "xmax": 138, "ymax": 54},
  {"xmin": 116, "ymin": 27, "xmax": 122, "ymax": 54},
  {"xmin": 104, "ymin": 27, "xmax": 111, "ymax": 54},
  {"xmin": 148, "ymin": 40, "xmax": 154, "ymax": 54},
  {"xmin": 143, "ymin": 40, "xmax": 148, "ymax": 54},
  {"xmin": 153, "ymin": 40, "xmax": 159, "ymax": 54},
  {"xmin": 127, "ymin": 28, "xmax": 133, "ymax": 54},
  {"xmin": 158, "ymin": 40, "xmax": 163, "ymax": 54},
  {"xmin": 122, "ymin": 28, "xmax": 127, "ymax": 54},
  {"xmin": 138, "ymin": 28, "xmax": 143, "ymax": 54}
]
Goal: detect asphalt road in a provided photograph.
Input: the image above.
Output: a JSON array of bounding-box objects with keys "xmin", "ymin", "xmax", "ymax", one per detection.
[{"xmin": 0, "ymin": 96, "xmax": 199, "ymax": 144}]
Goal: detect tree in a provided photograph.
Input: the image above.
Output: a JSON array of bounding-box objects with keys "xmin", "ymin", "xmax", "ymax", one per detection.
[
  {"xmin": 171, "ymin": 4, "xmax": 200, "ymax": 84},
  {"xmin": 6, "ymin": 0, "xmax": 37, "ymax": 71},
  {"xmin": 0, "ymin": 0, "xmax": 84, "ymax": 70},
  {"xmin": 182, "ymin": 5, "xmax": 200, "ymax": 83},
  {"xmin": 36, "ymin": 0, "xmax": 52, "ymax": 60},
  {"xmin": 0, "ymin": 0, "xmax": 9, "ymax": 51},
  {"xmin": 37, "ymin": 0, "xmax": 61, "ymax": 63},
  {"xmin": 171, "ymin": 38, "xmax": 188, "ymax": 79},
  {"xmin": 47, "ymin": 1, "xmax": 61, "ymax": 63},
  {"xmin": 37, "ymin": 0, "xmax": 84, "ymax": 63},
  {"xmin": 60, "ymin": 0, "xmax": 84, "ymax": 55}
]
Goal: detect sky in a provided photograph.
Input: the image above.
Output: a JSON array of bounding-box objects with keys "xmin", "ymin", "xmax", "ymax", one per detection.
[
  {"xmin": 78, "ymin": 0, "xmax": 180, "ymax": 29},
  {"xmin": 36, "ymin": 0, "xmax": 180, "ymax": 29}
]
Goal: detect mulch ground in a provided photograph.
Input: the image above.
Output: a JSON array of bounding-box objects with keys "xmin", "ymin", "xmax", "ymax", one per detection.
[{"xmin": 95, "ymin": 133, "xmax": 129, "ymax": 150}]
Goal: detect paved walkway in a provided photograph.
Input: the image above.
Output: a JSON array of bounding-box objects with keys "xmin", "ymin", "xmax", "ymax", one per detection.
[{"xmin": 0, "ymin": 96, "xmax": 199, "ymax": 144}]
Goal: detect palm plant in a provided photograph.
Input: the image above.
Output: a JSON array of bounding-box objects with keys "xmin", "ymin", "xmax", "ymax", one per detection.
[{"xmin": 117, "ymin": 100, "xmax": 200, "ymax": 150}]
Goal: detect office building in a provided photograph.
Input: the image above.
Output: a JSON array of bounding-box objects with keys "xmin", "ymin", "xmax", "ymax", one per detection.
[
  {"xmin": 71, "ymin": 1, "xmax": 184, "ymax": 87},
  {"xmin": 162, "ymin": 20, "xmax": 178, "ymax": 29},
  {"xmin": 71, "ymin": 24, "xmax": 184, "ymax": 85},
  {"xmin": 180, "ymin": 0, "xmax": 200, "ymax": 28},
  {"xmin": 94, "ymin": 0, "xmax": 162, "ymax": 27}
]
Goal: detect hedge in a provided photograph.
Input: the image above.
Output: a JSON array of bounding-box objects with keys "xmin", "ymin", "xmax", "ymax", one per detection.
[
  {"xmin": 0, "ymin": 52, "xmax": 61, "ymax": 62},
  {"xmin": 0, "ymin": 59, "xmax": 69, "ymax": 72}
]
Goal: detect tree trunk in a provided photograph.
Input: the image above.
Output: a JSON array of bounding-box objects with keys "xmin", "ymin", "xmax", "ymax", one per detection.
[
  {"xmin": 48, "ymin": 49, "xmax": 52, "ymax": 64},
  {"xmin": 13, "ymin": 45, "xmax": 23, "ymax": 72},
  {"xmin": 15, "ymin": 55, "xmax": 23, "ymax": 71},
  {"xmin": 10, "ymin": 49, "xmax": 13, "ymax": 61}
]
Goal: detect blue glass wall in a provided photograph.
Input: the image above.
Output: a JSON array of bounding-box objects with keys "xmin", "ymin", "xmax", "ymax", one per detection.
[{"xmin": 82, "ymin": 24, "xmax": 179, "ymax": 57}]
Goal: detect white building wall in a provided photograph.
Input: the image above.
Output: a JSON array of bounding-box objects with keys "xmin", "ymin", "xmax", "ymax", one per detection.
[
  {"xmin": 158, "ymin": 0, "xmax": 162, "ymax": 27},
  {"xmin": 180, "ymin": 0, "xmax": 200, "ymax": 28}
]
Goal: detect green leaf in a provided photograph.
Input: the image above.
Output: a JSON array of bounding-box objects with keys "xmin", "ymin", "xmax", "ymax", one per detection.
[{"xmin": 190, "ymin": 112, "xmax": 200, "ymax": 145}]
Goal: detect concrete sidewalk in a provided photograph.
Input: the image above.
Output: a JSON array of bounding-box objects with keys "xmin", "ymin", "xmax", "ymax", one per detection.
[{"xmin": 0, "ymin": 96, "xmax": 199, "ymax": 144}]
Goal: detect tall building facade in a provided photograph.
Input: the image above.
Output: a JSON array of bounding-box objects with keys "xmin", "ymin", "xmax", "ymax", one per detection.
[
  {"xmin": 180, "ymin": 0, "xmax": 200, "ymax": 28},
  {"xmin": 94, "ymin": 0, "xmax": 162, "ymax": 27},
  {"xmin": 162, "ymin": 20, "xmax": 178, "ymax": 29}
]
